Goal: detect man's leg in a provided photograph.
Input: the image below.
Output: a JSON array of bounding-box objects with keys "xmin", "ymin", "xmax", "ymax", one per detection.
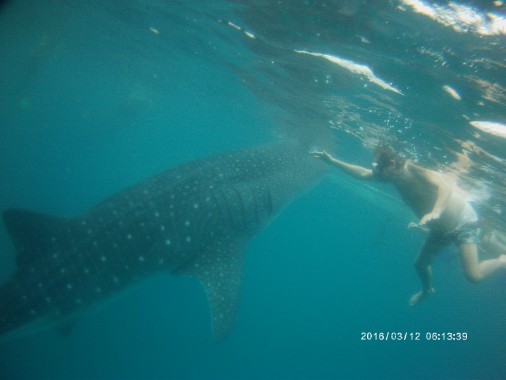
[
  {"xmin": 459, "ymin": 243, "xmax": 506, "ymax": 282},
  {"xmin": 409, "ymin": 236, "xmax": 442, "ymax": 306}
]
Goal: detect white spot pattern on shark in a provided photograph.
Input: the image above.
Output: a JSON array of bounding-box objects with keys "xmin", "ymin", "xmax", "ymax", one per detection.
[{"xmin": 0, "ymin": 142, "xmax": 328, "ymax": 341}]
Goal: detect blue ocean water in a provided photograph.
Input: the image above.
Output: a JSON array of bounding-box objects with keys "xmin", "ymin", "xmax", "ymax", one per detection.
[{"xmin": 1, "ymin": 0, "xmax": 505, "ymax": 379}]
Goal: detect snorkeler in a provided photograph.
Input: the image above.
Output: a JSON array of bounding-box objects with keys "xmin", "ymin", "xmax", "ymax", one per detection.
[{"xmin": 311, "ymin": 146, "xmax": 506, "ymax": 305}]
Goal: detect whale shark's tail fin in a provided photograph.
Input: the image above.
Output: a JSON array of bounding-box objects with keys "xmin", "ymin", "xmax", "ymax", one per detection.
[
  {"xmin": 3, "ymin": 208, "xmax": 69, "ymax": 268},
  {"xmin": 0, "ymin": 209, "xmax": 71, "ymax": 337}
]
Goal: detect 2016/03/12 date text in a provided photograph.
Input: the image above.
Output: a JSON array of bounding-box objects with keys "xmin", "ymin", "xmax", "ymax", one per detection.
[{"xmin": 360, "ymin": 332, "xmax": 468, "ymax": 341}]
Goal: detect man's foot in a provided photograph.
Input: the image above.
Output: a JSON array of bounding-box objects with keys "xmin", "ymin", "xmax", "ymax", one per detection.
[
  {"xmin": 499, "ymin": 254, "xmax": 506, "ymax": 270},
  {"xmin": 409, "ymin": 288, "xmax": 435, "ymax": 306}
]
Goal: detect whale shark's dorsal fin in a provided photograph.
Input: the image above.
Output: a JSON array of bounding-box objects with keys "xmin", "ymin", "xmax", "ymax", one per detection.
[{"xmin": 175, "ymin": 241, "xmax": 245, "ymax": 341}]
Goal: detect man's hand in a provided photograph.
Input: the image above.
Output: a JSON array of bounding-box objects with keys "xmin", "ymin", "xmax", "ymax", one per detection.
[
  {"xmin": 419, "ymin": 211, "xmax": 441, "ymax": 226},
  {"xmin": 310, "ymin": 150, "xmax": 332, "ymax": 162}
]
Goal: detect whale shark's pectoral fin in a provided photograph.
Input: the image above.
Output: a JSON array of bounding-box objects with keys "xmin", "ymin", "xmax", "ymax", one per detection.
[{"xmin": 175, "ymin": 243, "xmax": 245, "ymax": 341}]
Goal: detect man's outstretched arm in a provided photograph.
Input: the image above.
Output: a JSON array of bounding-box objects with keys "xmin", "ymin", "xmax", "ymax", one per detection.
[{"xmin": 311, "ymin": 151, "xmax": 374, "ymax": 179}]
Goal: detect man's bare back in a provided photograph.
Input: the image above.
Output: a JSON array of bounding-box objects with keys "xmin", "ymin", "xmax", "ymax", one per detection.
[{"xmin": 394, "ymin": 161, "xmax": 469, "ymax": 234}]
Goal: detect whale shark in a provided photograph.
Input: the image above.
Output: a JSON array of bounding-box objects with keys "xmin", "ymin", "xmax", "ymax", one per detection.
[{"xmin": 0, "ymin": 141, "xmax": 328, "ymax": 341}]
